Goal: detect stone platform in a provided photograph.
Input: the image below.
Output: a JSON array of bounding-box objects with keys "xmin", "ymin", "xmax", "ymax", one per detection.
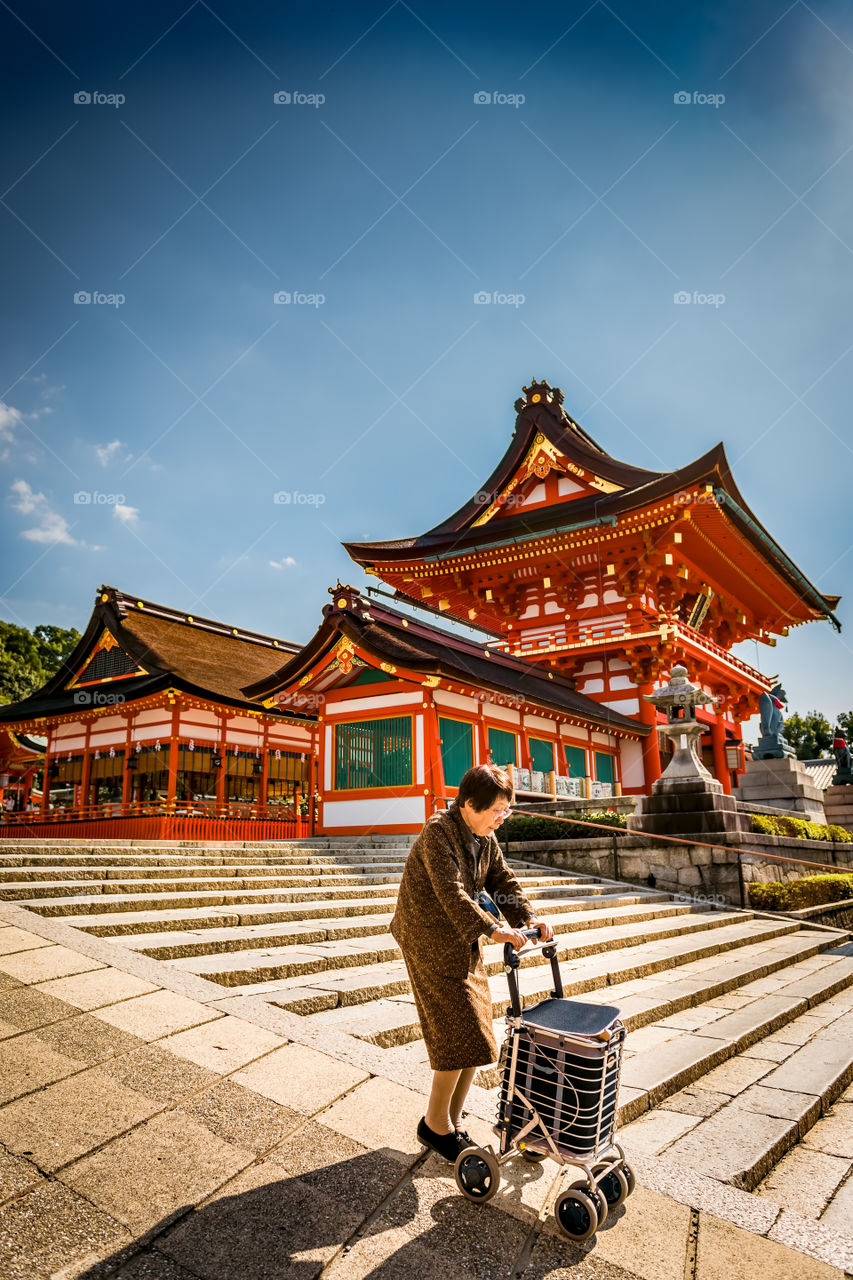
[
  {"xmin": 737, "ymin": 758, "xmax": 827, "ymax": 822},
  {"xmin": 825, "ymin": 784, "xmax": 853, "ymax": 833},
  {"xmin": 0, "ymin": 836, "xmax": 852, "ymax": 1279}
]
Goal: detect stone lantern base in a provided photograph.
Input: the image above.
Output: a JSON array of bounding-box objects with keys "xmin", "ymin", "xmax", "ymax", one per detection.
[{"xmin": 628, "ymin": 774, "xmax": 746, "ymax": 838}]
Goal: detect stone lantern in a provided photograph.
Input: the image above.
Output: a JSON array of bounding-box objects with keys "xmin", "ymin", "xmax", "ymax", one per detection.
[
  {"xmin": 644, "ymin": 664, "xmax": 715, "ymax": 784},
  {"xmin": 628, "ymin": 663, "xmax": 745, "ymax": 837}
]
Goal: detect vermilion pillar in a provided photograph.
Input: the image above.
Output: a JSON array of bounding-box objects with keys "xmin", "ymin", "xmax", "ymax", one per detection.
[
  {"xmin": 637, "ymin": 684, "xmax": 661, "ymax": 791},
  {"xmin": 710, "ymin": 716, "xmax": 731, "ymax": 795}
]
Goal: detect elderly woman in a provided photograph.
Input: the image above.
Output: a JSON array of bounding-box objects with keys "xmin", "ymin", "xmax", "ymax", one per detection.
[{"xmin": 391, "ymin": 764, "xmax": 554, "ymax": 1161}]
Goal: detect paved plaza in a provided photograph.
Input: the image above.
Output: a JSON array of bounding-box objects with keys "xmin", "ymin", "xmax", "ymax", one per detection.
[{"xmin": 0, "ymin": 838, "xmax": 851, "ymax": 1279}]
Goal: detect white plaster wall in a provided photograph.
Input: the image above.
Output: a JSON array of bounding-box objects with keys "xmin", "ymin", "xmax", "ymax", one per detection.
[
  {"xmin": 324, "ymin": 692, "xmax": 422, "ymax": 716},
  {"xmin": 323, "ymin": 796, "xmax": 426, "ymax": 828},
  {"xmin": 604, "ymin": 698, "xmax": 640, "ymax": 715},
  {"xmin": 620, "ymin": 739, "xmax": 645, "ymax": 788},
  {"xmin": 54, "ymin": 721, "xmax": 86, "ymax": 739},
  {"xmin": 523, "ymin": 714, "xmax": 556, "ymax": 734},
  {"xmin": 483, "ymin": 705, "xmax": 521, "ymax": 725},
  {"xmin": 434, "ymin": 690, "xmax": 479, "ymax": 713}
]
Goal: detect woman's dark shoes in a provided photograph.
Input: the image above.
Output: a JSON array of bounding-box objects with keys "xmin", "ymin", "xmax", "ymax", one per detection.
[
  {"xmin": 417, "ymin": 1117, "xmax": 468, "ymax": 1162},
  {"xmin": 455, "ymin": 1128, "xmax": 475, "ymax": 1150}
]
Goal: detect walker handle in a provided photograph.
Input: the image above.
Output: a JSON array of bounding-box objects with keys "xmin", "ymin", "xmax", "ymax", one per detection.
[{"xmin": 503, "ymin": 927, "xmax": 563, "ymax": 1017}]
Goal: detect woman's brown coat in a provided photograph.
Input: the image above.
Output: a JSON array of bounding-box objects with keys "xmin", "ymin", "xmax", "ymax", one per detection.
[{"xmin": 390, "ymin": 804, "xmax": 532, "ymax": 1070}]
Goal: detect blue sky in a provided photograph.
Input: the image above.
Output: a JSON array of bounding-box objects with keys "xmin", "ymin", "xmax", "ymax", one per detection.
[{"xmin": 1, "ymin": 0, "xmax": 852, "ymax": 731}]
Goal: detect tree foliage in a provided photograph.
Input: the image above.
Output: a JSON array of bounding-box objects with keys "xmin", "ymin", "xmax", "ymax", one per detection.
[
  {"xmin": 0, "ymin": 621, "xmax": 81, "ymax": 705},
  {"xmin": 782, "ymin": 709, "xmax": 833, "ymax": 760},
  {"xmin": 779, "ymin": 708, "xmax": 853, "ymax": 759}
]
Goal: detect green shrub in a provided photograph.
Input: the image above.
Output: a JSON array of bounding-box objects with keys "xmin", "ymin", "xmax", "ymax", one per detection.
[
  {"xmin": 748, "ymin": 873, "xmax": 853, "ymax": 911},
  {"xmin": 502, "ymin": 810, "xmax": 627, "ymax": 843},
  {"xmin": 749, "ymin": 814, "xmax": 852, "ymax": 843}
]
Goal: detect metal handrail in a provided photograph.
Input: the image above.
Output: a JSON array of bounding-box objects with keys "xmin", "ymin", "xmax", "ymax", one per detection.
[{"xmin": 434, "ymin": 796, "xmax": 852, "ymax": 907}]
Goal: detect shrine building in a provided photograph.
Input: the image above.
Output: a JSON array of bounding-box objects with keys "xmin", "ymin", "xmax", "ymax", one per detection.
[
  {"xmin": 0, "ymin": 586, "xmax": 317, "ymax": 840},
  {"xmin": 344, "ymin": 381, "xmax": 840, "ymax": 797},
  {"xmin": 244, "ymin": 585, "xmax": 647, "ymax": 836}
]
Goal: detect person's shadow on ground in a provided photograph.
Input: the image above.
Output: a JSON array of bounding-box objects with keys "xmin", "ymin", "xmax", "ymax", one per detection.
[{"xmin": 72, "ymin": 1144, "xmax": 566, "ymax": 1280}]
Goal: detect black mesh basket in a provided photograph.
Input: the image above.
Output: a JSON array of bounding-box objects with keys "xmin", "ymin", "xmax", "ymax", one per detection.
[{"xmin": 498, "ymin": 954, "xmax": 625, "ymax": 1161}]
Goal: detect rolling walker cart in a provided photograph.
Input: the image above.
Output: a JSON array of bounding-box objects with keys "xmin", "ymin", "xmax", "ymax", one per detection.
[{"xmin": 453, "ymin": 927, "xmax": 635, "ymax": 1242}]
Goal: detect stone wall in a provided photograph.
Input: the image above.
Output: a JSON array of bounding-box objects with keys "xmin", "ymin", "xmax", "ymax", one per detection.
[
  {"xmin": 790, "ymin": 899, "xmax": 853, "ymax": 930},
  {"xmin": 506, "ymin": 830, "xmax": 853, "ymax": 907}
]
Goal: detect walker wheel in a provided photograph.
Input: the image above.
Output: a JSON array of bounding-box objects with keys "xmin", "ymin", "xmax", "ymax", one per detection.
[
  {"xmin": 593, "ymin": 1163, "xmax": 629, "ymax": 1210},
  {"xmin": 554, "ymin": 1189, "xmax": 599, "ymax": 1242},
  {"xmin": 622, "ymin": 1162, "xmax": 636, "ymax": 1196},
  {"xmin": 569, "ymin": 1179, "xmax": 607, "ymax": 1229},
  {"xmin": 455, "ymin": 1147, "xmax": 500, "ymax": 1203}
]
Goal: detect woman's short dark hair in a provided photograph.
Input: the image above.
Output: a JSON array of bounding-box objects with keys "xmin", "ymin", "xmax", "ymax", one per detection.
[{"xmin": 457, "ymin": 764, "xmax": 513, "ymax": 812}]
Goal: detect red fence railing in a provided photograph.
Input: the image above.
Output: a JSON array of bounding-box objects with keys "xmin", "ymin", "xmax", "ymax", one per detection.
[{"xmin": 0, "ymin": 799, "xmax": 313, "ymax": 842}]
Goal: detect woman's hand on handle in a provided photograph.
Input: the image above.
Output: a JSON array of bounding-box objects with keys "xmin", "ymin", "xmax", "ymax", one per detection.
[
  {"xmin": 528, "ymin": 916, "xmax": 555, "ymax": 942},
  {"xmin": 491, "ymin": 924, "xmax": 528, "ymax": 950}
]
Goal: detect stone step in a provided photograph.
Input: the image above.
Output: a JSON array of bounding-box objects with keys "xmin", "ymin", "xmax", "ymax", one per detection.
[
  {"xmin": 273, "ymin": 918, "xmax": 815, "ymax": 1034},
  {"xmin": 0, "ymin": 870, "xmax": 409, "ymax": 893},
  {"xmin": 0, "ymin": 851, "xmax": 412, "ymax": 869},
  {"xmin": 639, "ymin": 987, "xmax": 853, "ymax": 1190},
  {"xmin": 167, "ymin": 904, "xmax": 729, "ymax": 988},
  {"xmin": 395, "ymin": 947, "xmax": 853, "ymax": 1097},
  {"xmin": 16, "ymin": 878, "xmax": 616, "ymax": 918},
  {"xmin": 0, "ymin": 866, "xmax": 574, "ymax": 895},
  {"xmin": 0, "ymin": 839, "xmax": 415, "ymax": 854},
  {"xmin": 752, "ymin": 1077, "xmax": 853, "ymax": 1227},
  {"xmin": 125, "ymin": 894, "xmax": 686, "ymax": 960},
  {"xmin": 53, "ymin": 886, "xmax": 665, "ymax": 935},
  {"xmin": 0, "ymin": 857, "xmax": 410, "ymax": 874}
]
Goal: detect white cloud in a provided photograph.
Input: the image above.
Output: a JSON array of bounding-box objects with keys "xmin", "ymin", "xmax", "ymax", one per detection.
[
  {"xmin": 95, "ymin": 440, "xmax": 124, "ymax": 467},
  {"xmin": 269, "ymin": 556, "xmax": 297, "ymax": 569},
  {"xmin": 10, "ymin": 479, "xmax": 76, "ymax": 545},
  {"xmin": 114, "ymin": 504, "xmax": 140, "ymax": 525},
  {"xmin": 0, "ymin": 403, "xmax": 23, "ymax": 443}
]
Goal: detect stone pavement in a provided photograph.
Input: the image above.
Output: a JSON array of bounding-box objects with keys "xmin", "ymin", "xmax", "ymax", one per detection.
[{"xmin": 0, "ymin": 892, "xmax": 851, "ymax": 1280}]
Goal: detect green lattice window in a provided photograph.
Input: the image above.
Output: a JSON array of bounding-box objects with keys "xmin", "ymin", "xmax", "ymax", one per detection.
[
  {"xmin": 335, "ymin": 717, "xmax": 412, "ymax": 790},
  {"xmin": 438, "ymin": 717, "xmax": 473, "ymax": 788},
  {"xmin": 594, "ymin": 751, "xmax": 615, "ymax": 784},
  {"xmin": 564, "ymin": 744, "xmax": 587, "ymax": 777},
  {"xmin": 487, "ymin": 726, "xmax": 516, "ymax": 768},
  {"xmin": 529, "ymin": 737, "xmax": 554, "ymax": 774}
]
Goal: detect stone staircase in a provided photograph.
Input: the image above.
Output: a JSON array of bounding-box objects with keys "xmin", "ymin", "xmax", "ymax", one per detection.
[{"xmin": 1, "ymin": 834, "xmax": 852, "ymax": 1236}]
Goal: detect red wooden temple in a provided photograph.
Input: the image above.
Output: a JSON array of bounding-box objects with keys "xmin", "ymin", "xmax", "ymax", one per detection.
[
  {"xmin": 0, "ymin": 587, "xmax": 317, "ymax": 840},
  {"xmin": 344, "ymin": 381, "xmax": 840, "ymax": 797}
]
